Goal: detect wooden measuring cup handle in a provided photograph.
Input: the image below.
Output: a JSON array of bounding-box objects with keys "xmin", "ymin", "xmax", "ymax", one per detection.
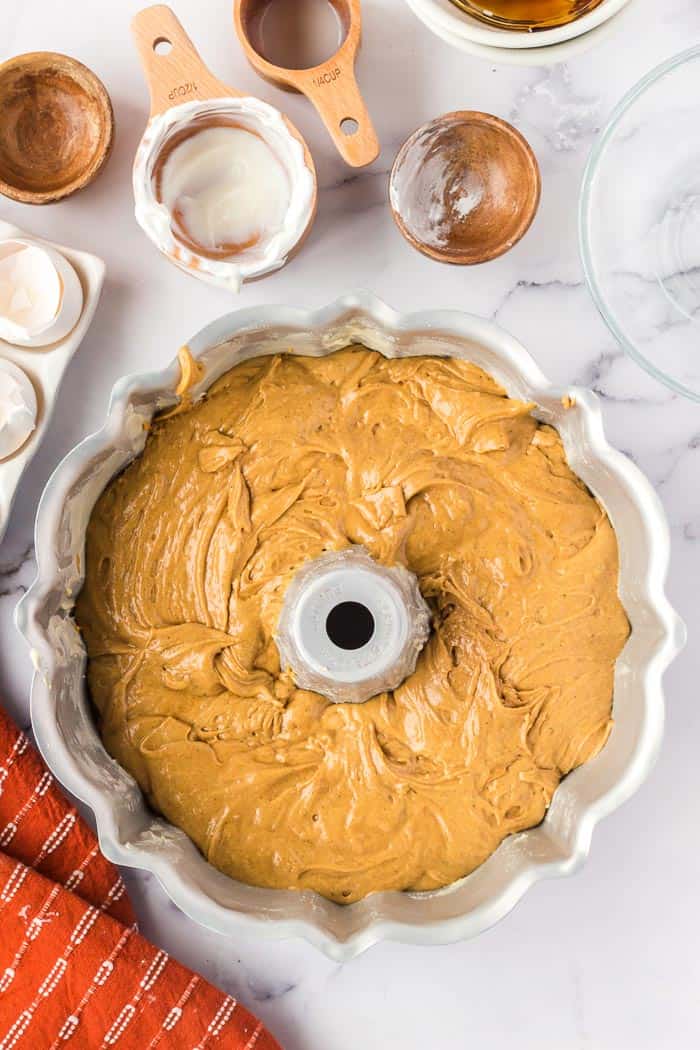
[
  {"xmin": 132, "ymin": 4, "xmax": 238, "ymax": 117},
  {"xmin": 296, "ymin": 61, "xmax": 379, "ymax": 168}
]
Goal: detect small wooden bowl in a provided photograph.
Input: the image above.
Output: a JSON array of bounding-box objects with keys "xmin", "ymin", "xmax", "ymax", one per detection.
[
  {"xmin": 0, "ymin": 52, "xmax": 114, "ymax": 205},
  {"xmin": 390, "ymin": 111, "xmax": 541, "ymax": 265}
]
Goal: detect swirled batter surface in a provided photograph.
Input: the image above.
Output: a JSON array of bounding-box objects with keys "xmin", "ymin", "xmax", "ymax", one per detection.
[{"xmin": 77, "ymin": 349, "xmax": 630, "ymax": 902}]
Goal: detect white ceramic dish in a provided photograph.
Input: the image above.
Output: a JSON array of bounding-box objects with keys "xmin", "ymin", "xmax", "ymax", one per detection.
[
  {"xmin": 0, "ymin": 219, "xmax": 105, "ymax": 544},
  {"xmin": 16, "ymin": 292, "xmax": 684, "ymax": 961},
  {"xmin": 409, "ymin": 0, "xmax": 633, "ymax": 48},
  {"xmin": 405, "ymin": 0, "xmax": 632, "ymax": 64}
]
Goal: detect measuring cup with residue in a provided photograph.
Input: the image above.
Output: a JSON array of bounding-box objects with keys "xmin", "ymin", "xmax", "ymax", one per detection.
[
  {"xmin": 235, "ymin": 0, "xmax": 380, "ymax": 168},
  {"xmin": 132, "ymin": 4, "xmax": 317, "ymax": 291}
]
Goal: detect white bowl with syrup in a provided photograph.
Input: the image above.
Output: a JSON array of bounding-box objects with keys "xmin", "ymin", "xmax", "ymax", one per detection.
[
  {"xmin": 407, "ymin": 0, "xmax": 635, "ymax": 48},
  {"xmin": 16, "ymin": 292, "xmax": 684, "ymax": 960}
]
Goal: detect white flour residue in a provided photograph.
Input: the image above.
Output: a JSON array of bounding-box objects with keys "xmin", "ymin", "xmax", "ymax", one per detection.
[{"xmin": 390, "ymin": 124, "xmax": 485, "ymax": 250}]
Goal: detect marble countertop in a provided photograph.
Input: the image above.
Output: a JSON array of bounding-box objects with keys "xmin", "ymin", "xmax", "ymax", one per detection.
[{"xmin": 1, "ymin": 1, "xmax": 698, "ymax": 1047}]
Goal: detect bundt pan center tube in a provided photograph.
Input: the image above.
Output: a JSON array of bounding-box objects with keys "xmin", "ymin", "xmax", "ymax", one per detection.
[
  {"xmin": 276, "ymin": 547, "xmax": 431, "ymax": 704},
  {"xmin": 16, "ymin": 293, "xmax": 684, "ymax": 960}
]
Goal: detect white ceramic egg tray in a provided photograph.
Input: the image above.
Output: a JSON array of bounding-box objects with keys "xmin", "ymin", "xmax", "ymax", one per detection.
[{"xmin": 0, "ymin": 219, "xmax": 105, "ymax": 544}]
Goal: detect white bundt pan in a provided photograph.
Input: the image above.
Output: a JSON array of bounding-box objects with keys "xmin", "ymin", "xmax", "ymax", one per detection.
[{"xmin": 16, "ymin": 292, "xmax": 685, "ymax": 961}]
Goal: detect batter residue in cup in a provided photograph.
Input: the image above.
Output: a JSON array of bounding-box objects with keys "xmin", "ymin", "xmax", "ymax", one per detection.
[
  {"xmin": 76, "ymin": 349, "xmax": 630, "ymax": 903},
  {"xmin": 154, "ymin": 120, "xmax": 291, "ymax": 259}
]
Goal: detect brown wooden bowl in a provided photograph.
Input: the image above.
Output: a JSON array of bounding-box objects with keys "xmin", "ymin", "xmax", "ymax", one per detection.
[
  {"xmin": 390, "ymin": 111, "xmax": 541, "ymax": 265},
  {"xmin": 0, "ymin": 52, "xmax": 114, "ymax": 205}
]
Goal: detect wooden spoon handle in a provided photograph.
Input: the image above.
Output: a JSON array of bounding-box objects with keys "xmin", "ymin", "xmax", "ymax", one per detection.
[
  {"xmin": 132, "ymin": 4, "xmax": 239, "ymax": 117},
  {"xmin": 297, "ymin": 63, "xmax": 379, "ymax": 168}
]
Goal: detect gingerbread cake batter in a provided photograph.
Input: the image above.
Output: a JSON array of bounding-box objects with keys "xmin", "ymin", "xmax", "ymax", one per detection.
[{"xmin": 76, "ymin": 348, "xmax": 630, "ymax": 903}]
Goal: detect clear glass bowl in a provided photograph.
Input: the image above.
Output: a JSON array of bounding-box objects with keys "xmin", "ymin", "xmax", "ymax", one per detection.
[{"xmin": 580, "ymin": 45, "xmax": 700, "ymax": 401}]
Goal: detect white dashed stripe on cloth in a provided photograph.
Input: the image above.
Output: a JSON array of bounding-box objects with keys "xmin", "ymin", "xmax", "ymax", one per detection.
[
  {"xmin": 207, "ymin": 998, "xmax": 238, "ymax": 1039},
  {"xmin": 243, "ymin": 1021, "xmax": 265, "ymax": 1050},
  {"xmin": 61, "ymin": 839, "xmax": 101, "ymax": 890},
  {"xmin": 0, "ymin": 805, "xmax": 96, "ymax": 923},
  {"xmin": 0, "ymin": 806, "xmax": 74, "ymax": 890},
  {"xmin": 0, "ymin": 856, "xmax": 124, "ymax": 995},
  {"xmin": 97, "ymin": 950, "xmax": 169, "ymax": 1048},
  {"xmin": 99, "ymin": 878, "xmax": 127, "ymax": 910},
  {"xmin": 0, "ymin": 734, "xmax": 29, "ymax": 797},
  {"xmin": 0, "ymin": 825, "xmax": 17, "ymax": 849},
  {"xmin": 0, "ymin": 1009, "xmax": 32, "ymax": 1050},
  {"xmin": 0, "ymin": 883, "xmax": 62, "ymax": 991},
  {"xmin": 57, "ymin": 1014, "xmax": 80, "ymax": 1042},
  {"xmin": 193, "ymin": 996, "xmax": 238, "ymax": 1050},
  {"xmin": 146, "ymin": 975, "xmax": 200, "ymax": 1050},
  {"xmin": 63, "ymin": 869, "xmax": 84, "ymax": 893},
  {"xmin": 0, "ymin": 827, "xmax": 98, "ymax": 923},
  {"xmin": 70, "ymin": 906, "xmax": 100, "ymax": 947},
  {"xmin": 47, "ymin": 924, "xmax": 137, "ymax": 1050},
  {"xmin": 0, "ymin": 862, "xmax": 29, "ymax": 905},
  {"xmin": 102, "ymin": 1005, "xmax": 136, "ymax": 1046},
  {"xmin": 38, "ymin": 959, "xmax": 68, "ymax": 999},
  {"xmin": 162, "ymin": 1006, "xmax": 181, "ymax": 1033},
  {"xmin": 31, "ymin": 813, "xmax": 77, "ymax": 866},
  {"xmin": 0, "ymin": 771, "xmax": 53, "ymax": 848},
  {"xmin": 94, "ymin": 959, "xmax": 115, "ymax": 988},
  {"xmin": 0, "ymin": 876, "xmax": 129, "ymax": 1049},
  {"xmin": 0, "ymin": 905, "xmax": 97, "ymax": 1041},
  {"xmin": 139, "ymin": 952, "xmax": 168, "ymax": 992}
]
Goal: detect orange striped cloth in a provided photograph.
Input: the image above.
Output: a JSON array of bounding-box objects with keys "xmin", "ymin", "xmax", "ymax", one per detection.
[{"xmin": 0, "ymin": 708, "xmax": 282, "ymax": 1050}]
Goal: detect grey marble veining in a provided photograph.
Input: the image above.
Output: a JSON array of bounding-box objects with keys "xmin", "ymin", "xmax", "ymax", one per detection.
[{"xmin": 0, "ymin": 0, "xmax": 698, "ymax": 1047}]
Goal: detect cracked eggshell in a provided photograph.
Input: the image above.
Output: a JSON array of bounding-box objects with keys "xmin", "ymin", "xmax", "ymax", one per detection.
[
  {"xmin": 0, "ymin": 358, "xmax": 37, "ymax": 459},
  {"xmin": 0, "ymin": 239, "xmax": 84, "ymax": 348}
]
